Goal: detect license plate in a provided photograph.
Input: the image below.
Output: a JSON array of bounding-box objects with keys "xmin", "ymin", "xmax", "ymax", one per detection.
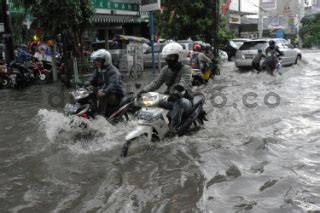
[{"xmin": 138, "ymin": 111, "xmax": 154, "ymax": 121}]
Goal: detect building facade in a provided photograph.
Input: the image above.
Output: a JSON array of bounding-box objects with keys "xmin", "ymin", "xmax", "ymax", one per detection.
[{"xmin": 86, "ymin": 0, "xmax": 149, "ymax": 46}]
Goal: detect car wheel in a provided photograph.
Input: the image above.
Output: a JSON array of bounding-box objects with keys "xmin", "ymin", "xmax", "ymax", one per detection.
[{"xmin": 295, "ymin": 55, "xmax": 302, "ymax": 64}]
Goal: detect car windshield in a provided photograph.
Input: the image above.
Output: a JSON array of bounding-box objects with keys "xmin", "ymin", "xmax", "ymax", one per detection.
[{"xmin": 239, "ymin": 41, "xmax": 268, "ymax": 50}]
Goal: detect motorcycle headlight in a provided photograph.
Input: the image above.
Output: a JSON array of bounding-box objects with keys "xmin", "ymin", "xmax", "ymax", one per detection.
[
  {"xmin": 64, "ymin": 104, "xmax": 80, "ymax": 115},
  {"xmin": 141, "ymin": 95, "xmax": 157, "ymax": 107}
]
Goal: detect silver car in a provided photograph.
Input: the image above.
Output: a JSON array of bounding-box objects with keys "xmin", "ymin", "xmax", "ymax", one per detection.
[
  {"xmin": 235, "ymin": 39, "xmax": 302, "ymax": 69},
  {"xmin": 143, "ymin": 43, "xmax": 166, "ymax": 68}
]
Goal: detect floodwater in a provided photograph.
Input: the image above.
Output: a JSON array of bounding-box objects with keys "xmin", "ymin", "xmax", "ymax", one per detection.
[{"xmin": 1, "ymin": 52, "xmax": 320, "ymax": 212}]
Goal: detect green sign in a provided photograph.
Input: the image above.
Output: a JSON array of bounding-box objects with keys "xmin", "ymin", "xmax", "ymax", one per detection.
[
  {"xmin": 9, "ymin": 2, "xmax": 24, "ymax": 13},
  {"xmin": 92, "ymin": 0, "xmax": 139, "ymax": 12}
]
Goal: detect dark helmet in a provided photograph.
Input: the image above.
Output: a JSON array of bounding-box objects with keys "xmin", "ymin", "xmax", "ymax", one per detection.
[{"xmin": 269, "ymin": 40, "xmax": 275, "ymax": 46}]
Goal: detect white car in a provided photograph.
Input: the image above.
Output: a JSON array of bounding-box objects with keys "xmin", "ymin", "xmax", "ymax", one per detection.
[{"xmin": 235, "ymin": 38, "xmax": 302, "ymax": 69}]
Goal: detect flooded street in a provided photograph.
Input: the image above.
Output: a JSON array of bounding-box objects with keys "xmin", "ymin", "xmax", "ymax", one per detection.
[{"xmin": 1, "ymin": 51, "xmax": 320, "ymax": 212}]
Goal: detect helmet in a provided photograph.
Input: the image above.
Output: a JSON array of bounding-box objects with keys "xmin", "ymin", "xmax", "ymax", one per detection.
[
  {"xmin": 90, "ymin": 49, "xmax": 112, "ymax": 66},
  {"xmin": 193, "ymin": 43, "xmax": 202, "ymax": 52},
  {"xmin": 161, "ymin": 42, "xmax": 184, "ymax": 62},
  {"xmin": 269, "ymin": 40, "xmax": 275, "ymax": 46}
]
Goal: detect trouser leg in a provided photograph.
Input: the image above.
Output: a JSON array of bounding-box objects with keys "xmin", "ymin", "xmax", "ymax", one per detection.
[
  {"xmin": 104, "ymin": 94, "xmax": 122, "ymax": 117},
  {"xmin": 169, "ymin": 98, "xmax": 192, "ymax": 129}
]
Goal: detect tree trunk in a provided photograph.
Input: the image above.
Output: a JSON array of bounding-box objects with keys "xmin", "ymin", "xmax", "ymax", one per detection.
[
  {"xmin": 2, "ymin": 0, "xmax": 15, "ymax": 64},
  {"xmin": 50, "ymin": 45, "xmax": 58, "ymax": 81}
]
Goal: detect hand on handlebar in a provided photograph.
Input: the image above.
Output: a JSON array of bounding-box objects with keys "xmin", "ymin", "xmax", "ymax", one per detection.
[
  {"xmin": 97, "ymin": 90, "xmax": 106, "ymax": 97},
  {"xmin": 136, "ymin": 90, "xmax": 147, "ymax": 99}
]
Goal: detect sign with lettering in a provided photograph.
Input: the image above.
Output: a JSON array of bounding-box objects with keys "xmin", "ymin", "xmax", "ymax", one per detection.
[{"xmin": 92, "ymin": 0, "xmax": 139, "ymax": 12}]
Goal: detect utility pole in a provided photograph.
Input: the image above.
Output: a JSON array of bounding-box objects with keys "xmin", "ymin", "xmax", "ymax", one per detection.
[
  {"xmin": 297, "ymin": 0, "xmax": 304, "ymax": 47},
  {"xmin": 1, "ymin": 0, "xmax": 14, "ymax": 65},
  {"xmin": 258, "ymin": 0, "xmax": 265, "ymax": 38},
  {"xmin": 213, "ymin": 0, "xmax": 220, "ymax": 60},
  {"xmin": 238, "ymin": 0, "xmax": 241, "ymax": 37}
]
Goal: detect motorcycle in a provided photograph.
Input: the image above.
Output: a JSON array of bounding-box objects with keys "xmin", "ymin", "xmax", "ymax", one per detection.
[
  {"xmin": 64, "ymin": 86, "xmax": 139, "ymax": 126},
  {"xmin": 0, "ymin": 65, "xmax": 10, "ymax": 89},
  {"xmin": 259, "ymin": 51, "xmax": 284, "ymax": 75},
  {"xmin": 192, "ymin": 68, "xmax": 211, "ymax": 86},
  {"xmin": 8, "ymin": 61, "xmax": 34, "ymax": 89},
  {"xmin": 120, "ymin": 92, "xmax": 207, "ymax": 157},
  {"xmin": 31, "ymin": 59, "xmax": 52, "ymax": 84}
]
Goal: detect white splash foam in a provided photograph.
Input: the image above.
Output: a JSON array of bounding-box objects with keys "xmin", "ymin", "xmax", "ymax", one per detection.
[{"xmin": 37, "ymin": 109, "xmax": 137, "ymax": 154}]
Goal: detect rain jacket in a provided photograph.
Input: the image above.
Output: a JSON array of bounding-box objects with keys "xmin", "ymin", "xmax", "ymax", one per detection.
[
  {"xmin": 143, "ymin": 64, "xmax": 193, "ymax": 97},
  {"xmin": 89, "ymin": 64, "xmax": 124, "ymax": 97}
]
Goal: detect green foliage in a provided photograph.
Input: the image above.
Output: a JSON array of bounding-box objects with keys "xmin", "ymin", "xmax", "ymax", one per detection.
[
  {"xmin": 155, "ymin": 0, "xmax": 235, "ymax": 49},
  {"xmin": 300, "ymin": 13, "xmax": 320, "ymax": 48},
  {"xmin": 12, "ymin": 0, "xmax": 94, "ymax": 54},
  {"xmin": 11, "ymin": 13, "xmax": 28, "ymax": 45}
]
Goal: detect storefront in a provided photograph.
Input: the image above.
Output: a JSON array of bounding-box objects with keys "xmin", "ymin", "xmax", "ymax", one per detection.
[{"xmin": 86, "ymin": 0, "xmax": 149, "ymax": 49}]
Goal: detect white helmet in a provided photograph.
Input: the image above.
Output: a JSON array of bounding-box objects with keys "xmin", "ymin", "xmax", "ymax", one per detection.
[
  {"xmin": 161, "ymin": 42, "xmax": 184, "ymax": 62},
  {"xmin": 90, "ymin": 49, "xmax": 112, "ymax": 66}
]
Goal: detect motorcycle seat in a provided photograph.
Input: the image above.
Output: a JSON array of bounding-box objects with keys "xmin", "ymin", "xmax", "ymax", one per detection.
[{"xmin": 118, "ymin": 93, "xmax": 134, "ymax": 108}]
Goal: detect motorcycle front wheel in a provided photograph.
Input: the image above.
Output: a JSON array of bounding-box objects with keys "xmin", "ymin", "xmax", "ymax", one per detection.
[
  {"xmin": 120, "ymin": 135, "xmax": 152, "ymax": 157},
  {"xmin": 36, "ymin": 72, "xmax": 50, "ymax": 84}
]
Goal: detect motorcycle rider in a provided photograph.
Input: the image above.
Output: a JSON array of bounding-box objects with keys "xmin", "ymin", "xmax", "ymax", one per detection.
[
  {"xmin": 89, "ymin": 49, "xmax": 124, "ymax": 117},
  {"xmin": 190, "ymin": 43, "xmax": 212, "ymax": 73},
  {"xmin": 265, "ymin": 40, "xmax": 283, "ymax": 75},
  {"xmin": 137, "ymin": 42, "xmax": 193, "ymax": 133}
]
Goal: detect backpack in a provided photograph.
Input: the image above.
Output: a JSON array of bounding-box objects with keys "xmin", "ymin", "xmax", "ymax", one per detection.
[{"xmin": 190, "ymin": 53, "xmax": 202, "ymax": 70}]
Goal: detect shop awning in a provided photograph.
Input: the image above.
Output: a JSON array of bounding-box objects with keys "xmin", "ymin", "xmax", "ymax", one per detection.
[
  {"xmin": 92, "ymin": 14, "xmax": 145, "ymax": 24},
  {"xmin": 115, "ymin": 35, "xmax": 150, "ymax": 44}
]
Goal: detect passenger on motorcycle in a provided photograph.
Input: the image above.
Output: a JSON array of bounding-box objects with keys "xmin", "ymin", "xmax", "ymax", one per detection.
[
  {"xmin": 252, "ymin": 49, "xmax": 265, "ymax": 73},
  {"xmin": 190, "ymin": 43, "xmax": 212, "ymax": 72},
  {"xmin": 89, "ymin": 49, "xmax": 125, "ymax": 117},
  {"xmin": 138, "ymin": 42, "xmax": 193, "ymax": 133}
]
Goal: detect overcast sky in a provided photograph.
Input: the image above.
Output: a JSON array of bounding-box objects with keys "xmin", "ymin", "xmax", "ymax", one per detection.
[{"xmin": 230, "ymin": 0, "xmax": 259, "ymax": 13}]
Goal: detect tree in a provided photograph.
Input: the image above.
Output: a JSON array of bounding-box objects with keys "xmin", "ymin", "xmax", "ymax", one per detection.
[
  {"xmin": 300, "ymin": 13, "xmax": 320, "ymax": 48},
  {"xmin": 12, "ymin": 0, "xmax": 94, "ymax": 56},
  {"xmin": 156, "ymin": 0, "xmax": 235, "ymax": 48}
]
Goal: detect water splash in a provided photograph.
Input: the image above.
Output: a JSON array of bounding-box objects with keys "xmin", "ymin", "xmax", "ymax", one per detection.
[{"xmin": 37, "ymin": 109, "xmax": 136, "ymax": 154}]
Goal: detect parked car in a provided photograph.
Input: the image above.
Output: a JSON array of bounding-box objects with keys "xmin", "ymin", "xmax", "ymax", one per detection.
[
  {"xmin": 143, "ymin": 43, "xmax": 166, "ymax": 68},
  {"xmin": 178, "ymin": 40, "xmax": 194, "ymax": 57},
  {"xmin": 223, "ymin": 38, "xmax": 251, "ymax": 61},
  {"xmin": 91, "ymin": 40, "xmax": 122, "ymax": 67},
  {"xmin": 235, "ymin": 38, "xmax": 302, "ymax": 69}
]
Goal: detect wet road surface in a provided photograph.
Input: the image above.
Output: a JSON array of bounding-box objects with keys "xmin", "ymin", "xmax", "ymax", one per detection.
[{"xmin": 1, "ymin": 51, "xmax": 320, "ymax": 212}]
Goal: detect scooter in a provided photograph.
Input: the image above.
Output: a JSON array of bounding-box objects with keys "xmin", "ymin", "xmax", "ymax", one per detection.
[
  {"xmin": 64, "ymin": 86, "xmax": 139, "ymax": 126},
  {"xmin": 192, "ymin": 68, "xmax": 211, "ymax": 86},
  {"xmin": 120, "ymin": 92, "xmax": 207, "ymax": 157}
]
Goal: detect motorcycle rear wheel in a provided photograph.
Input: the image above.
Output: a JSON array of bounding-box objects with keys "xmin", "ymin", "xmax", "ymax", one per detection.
[{"xmin": 0, "ymin": 77, "xmax": 11, "ymax": 89}]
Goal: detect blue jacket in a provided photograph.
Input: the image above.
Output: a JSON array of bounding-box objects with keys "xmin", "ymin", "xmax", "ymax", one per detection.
[{"xmin": 89, "ymin": 64, "xmax": 124, "ymax": 97}]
